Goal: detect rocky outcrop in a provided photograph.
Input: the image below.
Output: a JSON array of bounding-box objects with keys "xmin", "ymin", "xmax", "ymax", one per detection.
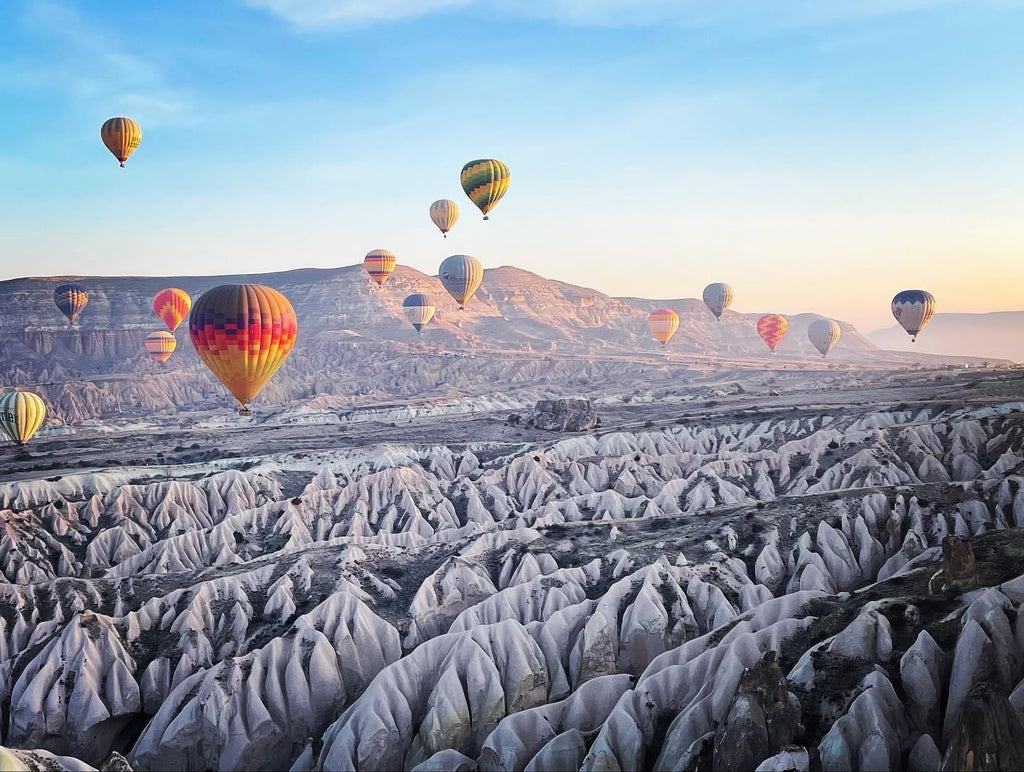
[
  {"xmin": 526, "ymin": 398, "xmax": 599, "ymax": 432},
  {"xmin": 941, "ymin": 683, "xmax": 1024, "ymax": 771}
]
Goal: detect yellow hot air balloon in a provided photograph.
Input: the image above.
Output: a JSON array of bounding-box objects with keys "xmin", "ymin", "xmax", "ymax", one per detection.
[
  {"xmin": 429, "ymin": 199, "xmax": 460, "ymax": 237},
  {"xmin": 153, "ymin": 288, "xmax": 192, "ymax": 332},
  {"xmin": 648, "ymin": 309, "xmax": 680, "ymax": 346},
  {"xmin": 189, "ymin": 285, "xmax": 298, "ymax": 416},
  {"xmin": 100, "ymin": 117, "xmax": 142, "ymax": 167},
  {"xmin": 460, "ymin": 159, "xmax": 510, "ymax": 220},
  {"xmin": 145, "ymin": 331, "xmax": 177, "ymax": 366},
  {"xmin": 364, "ymin": 250, "xmax": 397, "ymax": 286},
  {"xmin": 0, "ymin": 391, "xmax": 46, "ymax": 446}
]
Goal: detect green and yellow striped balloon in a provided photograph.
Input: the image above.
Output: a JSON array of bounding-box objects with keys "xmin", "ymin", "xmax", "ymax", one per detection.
[
  {"xmin": 0, "ymin": 390, "xmax": 46, "ymax": 446},
  {"xmin": 460, "ymin": 159, "xmax": 510, "ymax": 220}
]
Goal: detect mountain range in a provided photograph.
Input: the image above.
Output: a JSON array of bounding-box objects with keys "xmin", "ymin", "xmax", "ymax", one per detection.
[{"xmin": 869, "ymin": 310, "xmax": 1024, "ymax": 363}]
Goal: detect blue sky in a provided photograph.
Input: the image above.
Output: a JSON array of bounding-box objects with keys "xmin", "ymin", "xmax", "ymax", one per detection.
[{"xmin": 0, "ymin": 0, "xmax": 1022, "ymax": 330}]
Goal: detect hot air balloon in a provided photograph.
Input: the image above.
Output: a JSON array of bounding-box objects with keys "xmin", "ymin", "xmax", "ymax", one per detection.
[
  {"xmin": 0, "ymin": 390, "xmax": 46, "ymax": 446},
  {"xmin": 808, "ymin": 318, "xmax": 841, "ymax": 358},
  {"xmin": 460, "ymin": 159, "xmax": 510, "ymax": 220},
  {"xmin": 439, "ymin": 255, "xmax": 484, "ymax": 310},
  {"xmin": 54, "ymin": 283, "xmax": 88, "ymax": 325},
  {"xmin": 153, "ymin": 288, "xmax": 192, "ymax": 332},
  {"xmin": 891, "ymin": 290, "xmax": 936, "ymax": 342},
  {"xmin": 364, "ymin": 250, "xmax": 397, "ymax": 287},
  {"xmin": 648, "ymin": 309, "xmax": 680, "ymax": 347},
  {"xmin": 403, "ymin": 294, "xmax": 436, "ymax": 333},
  {"xmin": 429, "ymin": 200, "xmax": 460, "ymax": 238},
  {"xmin": 702, "ymin": 283, "xmax": 734, "ymax": 321},
  {"xmin": 100, "ymin": 117, "xmax": 142, "ymax": 167},
  {"xmin": 757, "ymin": 314, "xmax": 788, "ymax": 352},
  {"xmin": 189, "ymin": 284, "xmax": 298, "ymax": 416},
  {"xmin": 145, "ymin": 331, "xmax": 177, "ymax": 366}
]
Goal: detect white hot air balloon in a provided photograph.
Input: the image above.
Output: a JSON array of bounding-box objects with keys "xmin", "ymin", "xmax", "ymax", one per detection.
[
  {"xmin": 702, "ymin": 283, "xmax": 734, "ymax": 321},
  {"xmin": 807, "ymin": 318, "xmax": 841, "ymax": 358}
]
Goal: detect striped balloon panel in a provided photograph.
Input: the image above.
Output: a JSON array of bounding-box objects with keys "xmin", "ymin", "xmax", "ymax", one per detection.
[
  {"xmin": 403, "ymin": 293, "xmax": 436, "ymax": 332},
  {"xmin": 0, "ymin": 391, "xmax": 46, "ymax": 445},
  {"xmin": 702, "ymin": 283, "xmax": 734, "ymax": 319},
  {"xmin": 153, "ymin": 288, "xmax": 192, "ymax": 331},
  {"xmin": 648, "ymin": 309, "xmax": 680, "ymax": 345},
  {"xmin": 429, "ymin": 199, "xmax": 460, "ymax": 235},
  {"xmin": 438, "ymin": 255, "xmax": 484, "ymax": 309},
  {"xmin": 189, "ymin": 284, "xmax": 298, "ymax": 407},
  {"xmin": 807, "ymin": 318, "xmax": 842, "ymax": 357},
  {"xmin": 364, "ymin": 250, "xmax": 397, "ymax": 286},
  {"xmin": 100, "ymin": 117, "xmax": 142, "ymax": 165},
  {"xmin": 891, "ymin": 290, "xmax": 936, "ymax": 338},
  {"xmin": 756, "ymin": 314, "xmax": 789, "ymax": 352},
  {"xmin": 54, "ymin": 283, "xmax": 89, "ymax": 323},
  {"xmin": 460, "ymin": 159, "xmax": 510, "ymax": 217},
  {"xmin": 145, "ymin": 331, "xmax": 177, "ymax": 364}
]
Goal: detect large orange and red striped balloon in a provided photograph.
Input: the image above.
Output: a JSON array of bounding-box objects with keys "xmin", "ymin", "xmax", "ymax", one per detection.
[
  {"xmin": 756, "ymin": 314, "xmax": 788, "ymax": 352},
  {"xmin": 145, "ymin": 331, "xmax": 177, "ymax": 365},
  {"xmin": 648, "ymin": 309, "xmax": 680, "ymax": 346},
  {"xmin": 189, "ymin": 285, "xmax": 298, "ymax": 414},
  {"xmin": 153, "ymin": 288, "xmax": 192, "ymax": 331},
  {"xmin": 364, "ymin": 249, "xmax": 397, "ymax": 286}
]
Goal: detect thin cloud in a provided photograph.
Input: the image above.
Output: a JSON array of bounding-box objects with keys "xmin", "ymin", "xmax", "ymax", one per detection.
[{"xmin": 241, "ymin": 0, "xmax": 472, "ymax": 27}]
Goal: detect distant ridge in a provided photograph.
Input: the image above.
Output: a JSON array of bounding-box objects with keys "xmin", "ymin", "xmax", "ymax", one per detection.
[{"xmin": 868, "ymin": 311, "xmax": 1024, "ymax": 363}]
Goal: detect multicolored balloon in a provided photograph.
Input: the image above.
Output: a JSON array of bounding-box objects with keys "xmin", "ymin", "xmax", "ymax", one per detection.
[
  {"xmin": 808, "ymin": 318, "xmax": 841, "ymax": 358},
  {"xmin": 145, "ymin": 331, "xmax": 177, "ymax": 366},
  {"xmin": 364, "ymin": 249, "xmax": 397, "ymax": 287},
  {"xmin": 702, "ymin": 283, "xmax": 734, "ymax": 321},
  {"xmin": 100, "ymin": 117, "xmax": 142, "ymax": 167},
  {"xmin": 189, "ymin": 284, "xmax": 298, "ymax": 415},
  {"xmin": 460, "ymin": 159, "xmax": 510, "ymax": 220},
  {"xmin": 439, "ymin": 255, "xmax": 484, "ymax": 310},
  {"xmin": 429, "ymin": 199, "xmax": 460, "ymax": 238},
  {"xmin": 403, "ymin": 294, "xmax": 436, "ymax": 333},
  {"xmin": 153, "ymin": 288, "xmax": 192, "ymax": 332},
  {"xmin": 891, "ymin": 290, "xmax": 936, "ymax": 342},
  {"xmin": 0, "ymin": 390, "xmax": 46, "ymax": 446},
  {"xmin": 757, "ymin": 314, "xmax": 788, "ymax": 352},
  {"xmin": 54, "ymin": 283, "xmax": 88, "ymax": 325},
  {"xmin": 648, "ymin": 309, "xmax": 680, "ymax": 347}
]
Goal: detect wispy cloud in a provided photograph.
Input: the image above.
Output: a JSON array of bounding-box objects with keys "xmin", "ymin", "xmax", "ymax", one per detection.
[{"xmin": 240, "ymin": 0, "xmax": 1018, "ymax": 28}]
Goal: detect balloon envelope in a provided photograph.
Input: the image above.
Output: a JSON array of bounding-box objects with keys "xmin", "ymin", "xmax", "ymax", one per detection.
[
  {"xmin": 460, "ymin": 159, "xmax": 510, "ymax": 219},
  {"xmin": 808, "ymin": 318, "xmax": 841, "ymax": 358},
  {"xmin": 364, "ymin": 250, "xmax": 397, "ymax": 286},
  {"xmin": 438, "ymin": 255, "xmax": 484, "ymax": 309},
  {"xmin": 153, "ymin": 288, "xmax": 192, "ymax": 331},
  {"xmin": 54, "ymin": 283, "xmax": 88, "ymax": 324},
  {"xmin": 100, "ymin": 117, "xmax": 142, "ymax": 167},
  {"xmin": 702, "ymin": 283, "xmax": 734, "ymax": 320},
  {"xmin": 429, "ymin": 200, "xmax": 460, "ymax": 237},
  {"xmin": 891, "ymin": 290, "xmax": 936, "ymax": 341},
  {"xmin": 648, "ymin": 309, "xmax": 680, "ymax": 346},
  {"xmin": 403, "ymin": 293, "xmax": 436, "ymax": 333},
  {"xmin": 146, "ymin": 330, "xmax": 177, "ymax": 365},
  {"xmin": 189, "ymin": 284, "xmax": 298, "ymax": 411},
  {"xmin": 0, "ymin": 391, "xmax": 46, "ymax": 445},
  {"xmin": 757, "ymin": 314, "xmax": 788, "ymax": 352}
]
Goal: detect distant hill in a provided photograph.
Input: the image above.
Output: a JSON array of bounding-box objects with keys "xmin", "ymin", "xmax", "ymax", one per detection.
[{"xmin": 868, "ymin": 311, "xmax": 1024, "ymax": 363}]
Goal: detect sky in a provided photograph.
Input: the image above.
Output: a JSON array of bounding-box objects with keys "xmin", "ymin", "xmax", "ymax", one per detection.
[{"xmin": 0, "ymin": 0, "xmax": 1022, "ymax": 332}]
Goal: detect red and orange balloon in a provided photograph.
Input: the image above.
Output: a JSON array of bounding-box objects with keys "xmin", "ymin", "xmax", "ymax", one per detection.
[
  {"xmin": 756, "ymin": 314, "xmax": 788, "ymax": 352},
  {"xmin": 153, "ymin": 288, "xmax": 192, "ymax": 332}
]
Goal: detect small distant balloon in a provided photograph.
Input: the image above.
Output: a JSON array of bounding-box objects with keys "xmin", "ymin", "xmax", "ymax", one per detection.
[
  {"xmin": 439, "ymin": 255, "xmax": 484, "ymax": 310},
  {"xmin": 100, "ymin": 117, "xmax": 142, "ymax": 167},
  {"xmin": 702, "ymin": 283, "xmax": 734, "ymax": 321},
  {"xmin": 189, "ymin": 284, "xmax": 298, "ymax": 415},
  {"xmin": 891, "ymin": 290, "xmax": 936, "ymax": 342},
  {"xmin": 460, "ymin": 159, "xmax": 510, "ymax": 220},
  {"xmin": 429, "ymin": 200, "xmax": 460, "ymax": 238},
  {"xmin": 807, "ymin": 318, "xmax": 841, "ymax": 358},
  {"xmin": 757, "ymin": 314, "xmax": 788, "ymax": 352},
  {"xmin": 648, "ymin": 309, "xmax": 680, "ymax": 347},
  {"xmin": 153, "ymin": 288, "xmax": 192, "ymax": 332},
  {"xmin": 145, "ymin": 330, "xmax": 177, "ymax": 366},
  {"xmin": 0, "ymin": 390, "xmax": 46, "ymax": 446},
  {"xmin": 403, "ymin": 293, "xmax": 436, "ymax": 333},
  {"xmin": 364, "ymin": 249, "xmax": 397, "ymax": 287},
  {"xmin": 54, "ymin": 283, "xmax": 88, "ymax": 325}
]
